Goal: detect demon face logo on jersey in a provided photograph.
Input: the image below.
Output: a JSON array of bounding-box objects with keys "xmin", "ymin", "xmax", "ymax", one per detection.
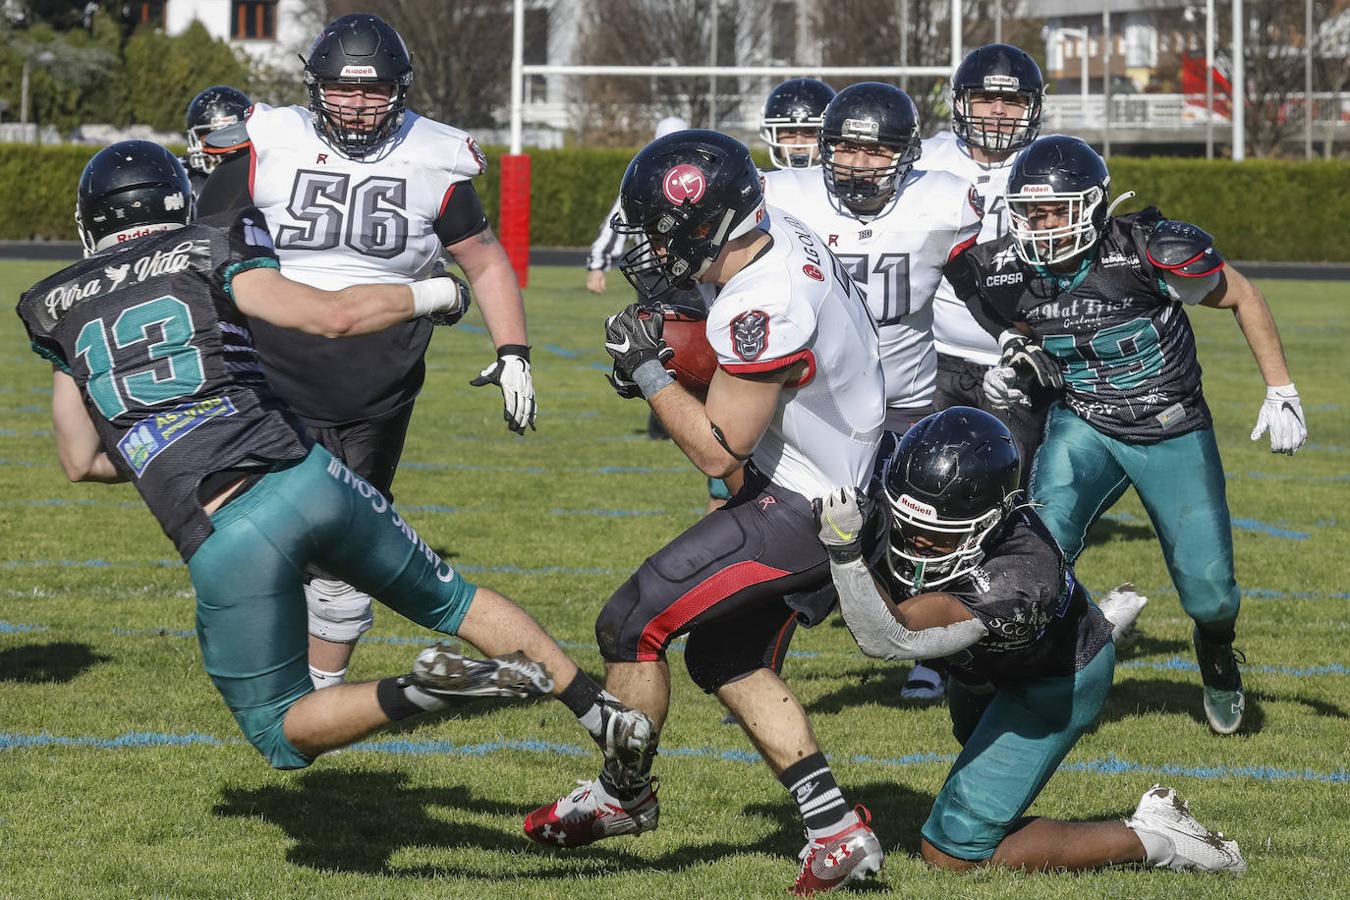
[{"xmin": 730, "ymin": 309, "xmax": 770, "ymax": 361}]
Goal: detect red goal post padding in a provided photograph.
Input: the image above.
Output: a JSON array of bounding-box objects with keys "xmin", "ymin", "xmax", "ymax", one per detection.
[{"xmin": 499, "ymin": 154, "xmax": 531, "ymax": 289}]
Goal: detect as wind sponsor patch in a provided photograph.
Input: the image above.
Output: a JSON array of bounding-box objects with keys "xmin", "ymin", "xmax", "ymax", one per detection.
[{"xmin": 116, "ymin": 396, "xmax": 237, "ymax": 475}]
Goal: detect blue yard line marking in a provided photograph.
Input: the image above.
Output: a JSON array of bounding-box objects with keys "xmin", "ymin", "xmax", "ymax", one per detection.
[
  {"xmin": 1121, "ymin": 657, "xmax": 1350, "ymax": 678},
  {"xmin": 0, "ymin": 621, "xmax": 48, "ymax": 634},
  {"xmin": 2, "ymin": 559, "xmax": 181, "ymax": 569},
  {"xmin": 3, "ymin": 730, "xmax": 1346, "ymax": 784},
  {"xmin": 541, "ymin": 344, "xmax": 579, "ymax": 359},
  {"xmin": 1230, "ymin": 518, "xmax": 1310, "ymax": 540},
  {"xmin": 457, "ymin": 324, "xmax": 486, "ymax": 334},
  {"xmin": 589, "ymin": 362, "xmax": 611, "ymax": 372}
]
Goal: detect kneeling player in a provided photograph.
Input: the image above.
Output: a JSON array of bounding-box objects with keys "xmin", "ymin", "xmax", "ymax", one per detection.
[
  {"xmin": 815, "ymin": 408, "xmax": 1245, "ymax": 874},
  {"xmin": 18, "ymin": 141, "xmax": 651, "ymax": 780}
]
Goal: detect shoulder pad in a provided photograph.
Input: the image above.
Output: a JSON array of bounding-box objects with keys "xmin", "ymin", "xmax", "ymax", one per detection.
[
  {"xmin": 1145, "ymin": 220, "xmax": 1224, "ymax": 277},
  {"xmin": 203, "ymin": 122, "xmax": 251, "ymax": 154}
]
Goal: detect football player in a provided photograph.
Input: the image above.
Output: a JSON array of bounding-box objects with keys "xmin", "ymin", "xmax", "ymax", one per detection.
[
  {"xmin": 763, "ymin": 81, "xmax": 980, "ymax": 702},
  {"xmin": 524, "ymin": 130, "xmax": 888, "ymax": 895},
  {"xmin": 181, "ymin": 85, "xmax": 251, "ymax": 198},
  {"xmin": 945, "ymin": 136, "xmax": 1308, "ymax": 734},
  {"xmin": 815, "ymin": 408, "xmax": 1246, "ymax": 874},
  {"xmin": 196, "ymin": 14, "xmax": 535, "ymax": 692},
  {"xmin": 759, "ymin": 77, "xmax": 836, "ymax": 169},
  {"xmin": 17, "ymin": 141, "xmax": 653, "ymax": 780}
]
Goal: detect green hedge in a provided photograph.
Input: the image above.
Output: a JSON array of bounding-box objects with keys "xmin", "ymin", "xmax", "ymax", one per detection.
[{"xmin": 5, "ymin": 143, "xmax": 1347, "ymax": 262}]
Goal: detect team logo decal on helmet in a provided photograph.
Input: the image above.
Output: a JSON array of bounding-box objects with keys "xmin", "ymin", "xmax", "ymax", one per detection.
[
  {"xmin": 730, "ymin": 310, "xmax": 770, "ymax": 361},
  {"xmin": 662, "ymin": 164, "xmax": 707, "ymax": 205}
]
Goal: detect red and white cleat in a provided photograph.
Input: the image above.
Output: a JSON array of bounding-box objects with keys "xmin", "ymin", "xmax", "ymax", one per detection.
[
  {"xmin": 792, "ymin": 805, "xmax": 885, "ymax": 896},
  {"xmin": 524, "ymin": 776, "xmax": 660, "ymax": 848}
]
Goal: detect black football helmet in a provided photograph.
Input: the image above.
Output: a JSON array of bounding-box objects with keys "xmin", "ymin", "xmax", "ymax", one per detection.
[
  {"xmin": 759, "ymin": 78, "xmax": 836, "ymax": 169},
  {"xmin": 76, "ymin": 141, "xmax": 193, "ymax": 256},
  {"xmin": 818, "ymin": 82, "xmax": 922, "ymax": 216},
  {"xmin": 302, "ymin": 14, "xmax": 413, "ymax": 158},
  {"xmin": 612, "ymin": 129, "xmax": 766, "ymax": 301},
  {"xmin": 1006, "ymin": 136, "xmax": 1111, "ymax": 266},
  {"xmin": 950, "ymin": 44, "xmax": 1044, "ymax": 153},
  {"xmin": 880, "ymin": 407, "xmax": 1021, "ymax": 591},
  {"xmin": 184, "ymin": 85, "xmax": 251, "ymax": 176}
]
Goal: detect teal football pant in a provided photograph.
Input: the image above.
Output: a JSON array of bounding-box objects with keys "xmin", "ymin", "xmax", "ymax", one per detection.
[
  {"xmin": 922, "ymin": 644, "xmax": 1115, "ymax": 860},
  {"xmin": 187, "ymin": 445, "xmax": 478, "ymax": 769},
  {"xmin": 1029, "ymin": 403, "xmax": 1239, "ymax": 627}
]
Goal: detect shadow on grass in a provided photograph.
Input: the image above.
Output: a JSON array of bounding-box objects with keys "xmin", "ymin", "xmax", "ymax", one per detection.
[
  {"xmin": 804, "ymin": 666, "xmax": 945, "ymax": 715},
  {"xmin": 0, "ymin": 641, "xmax": 110, "ymax": 683},
  {"xmin": 743, "ymin": 779, "xmax": 936, "ymax": 860},
  {"xmin": 1096, "ymin": 676, "xmax": 1281, "ymax": 735}
]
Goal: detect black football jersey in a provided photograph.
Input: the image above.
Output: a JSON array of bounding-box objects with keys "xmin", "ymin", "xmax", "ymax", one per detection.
[
  {"xmin": 17, "ymin": 210, "xmax": 311, "ymax": 561},
  {"xmin": 944, "ymin": 208, "xmax": 1211, "ymax": 443},
  {"xmin": 864, "ymin": 501, "xmax": 1113, "ymax": 687}
]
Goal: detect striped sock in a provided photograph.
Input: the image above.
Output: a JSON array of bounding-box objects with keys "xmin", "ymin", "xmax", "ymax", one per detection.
[{"xmin": 779, "ymin": 753, "xmax": 856, "ymax": 838}]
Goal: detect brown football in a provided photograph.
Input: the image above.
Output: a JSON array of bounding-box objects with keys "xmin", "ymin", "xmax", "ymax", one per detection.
[{"xmin": 660, "ymin": 310, "xmax": 718, "ymax": 393}]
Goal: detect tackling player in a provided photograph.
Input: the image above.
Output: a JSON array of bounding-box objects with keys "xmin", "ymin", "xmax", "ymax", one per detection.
[
  {"xmin": 814, "ymin": 408, "xmax": 1246, "ymax": 875},
  {"xmin": 525, "ymin": 130, "xmax": 888, "ymax": 895},
  {"xmin": 197, "ymin": 14, "xmax": 535, "ymax": 691},
  {"xmin": 945, "ymin": 136, "xmax": 1308, "ymax": 734},
  {"xmin": 181, "ymin": 85, "xmax": 251, "ymax": 198},
  {"xmin": 759, "ymin": 77, "xmax": 836, "ymax": 169},
  {"xmin": 763, "ymin": 81, "xmax": 980, "ymax": 701},
  {"xmin": 17, "ymin": 141, "xmax": 652, "ymax": 781}
]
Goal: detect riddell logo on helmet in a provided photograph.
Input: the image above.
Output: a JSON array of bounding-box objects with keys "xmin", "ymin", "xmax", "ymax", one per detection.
[
  {"xmin": 662, "ymin": 165, "xmax": 706, "ymax": 205},
  {"xmin": 339, "ymin": 65, "xmax": 379, "ymax": 78},
  {"xmin": 898, "ymin": 493, "xmax": 937, "ymax": 520},
  {"xmin": 1020, "ymin": 184, "xmax": 1053, "ymax": 195},
  {"xmin": 983, "ymin": 74, "xmax": 1020, "ymax": 91}
]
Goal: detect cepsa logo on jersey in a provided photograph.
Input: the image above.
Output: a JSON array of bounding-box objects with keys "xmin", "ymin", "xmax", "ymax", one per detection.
[
  {"xmin": 662, "ymin": 164, "xmax": 706, "ymax": 205},
  {"xmin": 802, "ymin": 263, "xmax": 824, "ymax": 281}
]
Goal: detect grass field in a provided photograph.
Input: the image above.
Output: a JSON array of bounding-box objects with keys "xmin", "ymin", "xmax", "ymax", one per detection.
[{"xmin": 1, "ymin": 263, "xmax": 1347, "ymax": 898}]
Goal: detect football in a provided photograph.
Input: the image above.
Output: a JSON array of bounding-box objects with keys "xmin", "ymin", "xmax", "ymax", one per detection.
[{"xmin": 659, "ymin": 309, "xmax": 718, "ymax": 393}]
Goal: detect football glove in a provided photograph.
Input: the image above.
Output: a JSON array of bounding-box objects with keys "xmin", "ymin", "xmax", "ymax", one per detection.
[
  {"xmin": 1250, "ymin": 383, "xmax": 1307, "ymax": 455},
  {"xmin": 604, "ymin": 303, "xmax": 673, "ymax": 379},
  {"xmin": 998, "ymin": 331, "xmax": 1064, "ymax": 391},
  {"xmin": 605, "ymin": 362, "xmax": 644, "ymax": 400},
  {"xmin": 982, "ymin": 364, "xmax": 1030, "ymax": 410},
  {"xmin": 470, "ymin": 344, "xmax": 537, "ymax": 434},
  {"xmin": 813, "ymin": 487, "xmax": 867, "ymax": 564},
  {"xmin": 421, "ymin": 266, "xmax": 472, "ymax": 327}
]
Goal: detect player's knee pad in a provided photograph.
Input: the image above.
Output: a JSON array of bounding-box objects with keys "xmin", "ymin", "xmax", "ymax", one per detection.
[
  {"xmin": 683, "ymin": 631, "xmax": 759, "ymax": 694},
  {"xmin": 306, "ymin": 577, "xmax": 374, "ymax": 642},
  {"xmin": 595, "ymin": 576, "xmax": 645, "ymax": 662}
]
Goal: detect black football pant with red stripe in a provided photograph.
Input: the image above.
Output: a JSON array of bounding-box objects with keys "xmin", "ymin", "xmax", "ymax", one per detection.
[{"xmin": 594, "ymin": 466, "xmax": 832, "ymax": 692}]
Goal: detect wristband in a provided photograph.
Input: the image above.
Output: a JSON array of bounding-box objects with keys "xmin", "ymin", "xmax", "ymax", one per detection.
[
  {"xmin": 410, "ymin": 278, "xmax": 462, "ymax": 317},
  {"xmin": 496, "ymin": 343, "xmax": 531, "ymax": 363},
  {"xmin": 632, "ymin": 358, "xmax": 674, "ymax": 399}
]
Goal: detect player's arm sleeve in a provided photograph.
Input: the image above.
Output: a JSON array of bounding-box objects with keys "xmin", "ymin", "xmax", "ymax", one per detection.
[
  {"xmin": 433, "ymin": 180, "xmax": 489, "ymax": 246},
  {"xmin": 196, "ymin": 150, "xmax": 253, "ymax": 218},
  {"xmin": 587, "ymin": 195, "xmax": 627, "ymax": 271},
  {"xmin": 831, "ymin": 557, "xmax": 988, "ymax": 660}
]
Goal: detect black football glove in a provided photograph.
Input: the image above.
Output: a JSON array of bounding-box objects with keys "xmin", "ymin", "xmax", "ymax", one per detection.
[
  {"xmin": 999, "ymin": 332, "xmax": 1064, "ymax": 391},
  {"xmin": 604, "ymin": 303, "xmax": 673, "ymax": 379},
  {"xmin": 605, "ymin": 362, "xmax": 644, "ymax": 400},
  {"xmin": 425, "ymin": 268, "xmax": 471, "ymax": 327}
]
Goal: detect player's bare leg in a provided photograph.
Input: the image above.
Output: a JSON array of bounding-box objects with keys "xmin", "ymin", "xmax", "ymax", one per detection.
[
  {"xmin": 603, "ymin": 659, "xmax": 673, "ymax": 729},
  {"xmin": 308, "ymin": 634, "xmax": 357, "ymax": 682},
  {"xmin": 453, "ymin": 586, "xmax": 581, "ymax": 692},
  {"xmin": 716, "ymin": 668, "xmax": 820, "ymax": 775},
  {"xmin": 921, "ymin": 821, "xmax": 1144, "ymax": 872}
]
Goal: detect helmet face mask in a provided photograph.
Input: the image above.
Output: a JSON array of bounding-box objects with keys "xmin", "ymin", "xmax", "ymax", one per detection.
[
  {"xmin": 950, "ymin": 44, "xmax": 1044, "ymax": 153},
  {"xmin": 302, "ymin": 14, "xmax": 413, "ymax": 159},
  {"xmin": 760, "ymin": 78, "xmax": 836, "ymax": 169},
  {"xmin": 879, "ymin": 407, "xmax": 1022, "ymax": 592},
  {"xmin": 614, "ymin": 130, "xmax": 765, "ymax": 301},
  {"xmin": 818, "ymin": 83, "xmax": 922, "ymax": 216},
  {"xmin": 184, "ymin": 85, "xmax": 251, "ymax": 176}
]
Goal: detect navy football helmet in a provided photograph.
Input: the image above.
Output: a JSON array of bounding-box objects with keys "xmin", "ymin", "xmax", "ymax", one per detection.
[
  {"xmin": 880, "ymin": 407, "xmax": 1021, "ymax": 590},
  {"xmin": 759, "ymin": 78, "xmax": 836, "ymax": 169},
  {"xmin": 818, "ymin": 82, "xmax": 922, "ymax": 216},
  {"xmin": 184, "ymin": 85, "xmax": 251, "ymax": 176},
  {"xmin": 950, "ymin": 44, "xmax": 1044, "ymax": 153},
  {"xmin": 1005, "ymin": 136, "xmax": 1111, "ymax": 266},
  {"xmin": 302, "ymin": 14, "xmax": 413, "ymax": 158},
  {"xmin": 76, "ymin": 141, "xmax": 193, "ymax": 255}
]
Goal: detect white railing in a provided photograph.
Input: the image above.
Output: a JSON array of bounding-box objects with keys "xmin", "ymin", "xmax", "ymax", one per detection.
[{"xmin": 1043, "ymin": 92, "xmax": 1350, "ymax": 130}]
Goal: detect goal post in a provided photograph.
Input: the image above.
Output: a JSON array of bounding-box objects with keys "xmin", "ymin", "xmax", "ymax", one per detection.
[{"xmin": 500, "ymin": 0, "xmax": 963, "ymax": 286}]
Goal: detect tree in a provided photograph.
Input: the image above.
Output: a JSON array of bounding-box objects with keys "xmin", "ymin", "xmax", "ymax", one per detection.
[{"xmin": 117, "ymin": 22, "xmax": 253, "ymax": 132}]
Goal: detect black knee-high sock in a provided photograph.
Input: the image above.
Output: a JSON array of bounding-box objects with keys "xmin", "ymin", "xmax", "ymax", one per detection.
[{"xmin": 779, "ymin": 752, "xmax": 855, "ymax": 836}]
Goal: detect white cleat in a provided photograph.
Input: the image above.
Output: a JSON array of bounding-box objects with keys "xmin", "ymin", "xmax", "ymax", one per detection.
[
  {"xmin": 1097, "ymin": 582, "xmax": 1149, "ymax": 649},
  {"xmin": 900, "ymin": 663, "xmax": 946, "ymax": 700},
  {"xmin": 1126, "ymin": 785, "xmax": 1247, "ymax": 875}
]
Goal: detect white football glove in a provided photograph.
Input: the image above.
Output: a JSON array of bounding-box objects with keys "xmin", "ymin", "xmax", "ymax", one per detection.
[
  {"xmin": 470, "ymin": 345, "xmax": 537, "ymax": 434},
  {"xmin": 1250, "ymin": 383, "xmax": 1307, "ymax": 455},
  {"xmin": 982, "ymin": 364, "xmax": 1029, "ymax": 410}
]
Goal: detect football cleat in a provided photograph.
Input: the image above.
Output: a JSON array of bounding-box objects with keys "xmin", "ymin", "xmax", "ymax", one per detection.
[
  {"xmin": 1097, "ymin": 582, "xmax": 1149, "ymax": 650},
  {"xmin": 792, "ymin": 805, "xmax": 885, "ymax": 896},
  {"xmin": 1192, "ymin": 627, "xmax": 1245, "ymax": 734},
  {"xmin": 410, "ymin": 642, "xmax": 554, "ymax": 699},
  {"xmin": 1126, "ymin": 785, "xmax": 1246, "ymax": 874},
  {"xmin": 901, "ymin": 663, "xmax": 946, "ymax": 701},
  {"xmin": 594, "ymin": 699, "xmax": 658, "ymax": 791},
  {"xmin": 524, "ymin": 776, "xmax": 660, "ymax": 848}
]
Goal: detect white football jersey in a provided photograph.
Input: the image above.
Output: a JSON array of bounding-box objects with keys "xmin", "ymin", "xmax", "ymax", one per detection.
[
  {"xmin": 706, "ymin": 210, "xmax": 885, "ymax": 498},
  {"xmin": 923, "ymin": 130, "xmax": 1018, "ymax": 364},
  {"xmin": 762, "ymin": 165, "xmax": 980, "ymax": 410},
  {"xmin": 245, "ymin": 103, "xmax": 486, "ymax": 290}
]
